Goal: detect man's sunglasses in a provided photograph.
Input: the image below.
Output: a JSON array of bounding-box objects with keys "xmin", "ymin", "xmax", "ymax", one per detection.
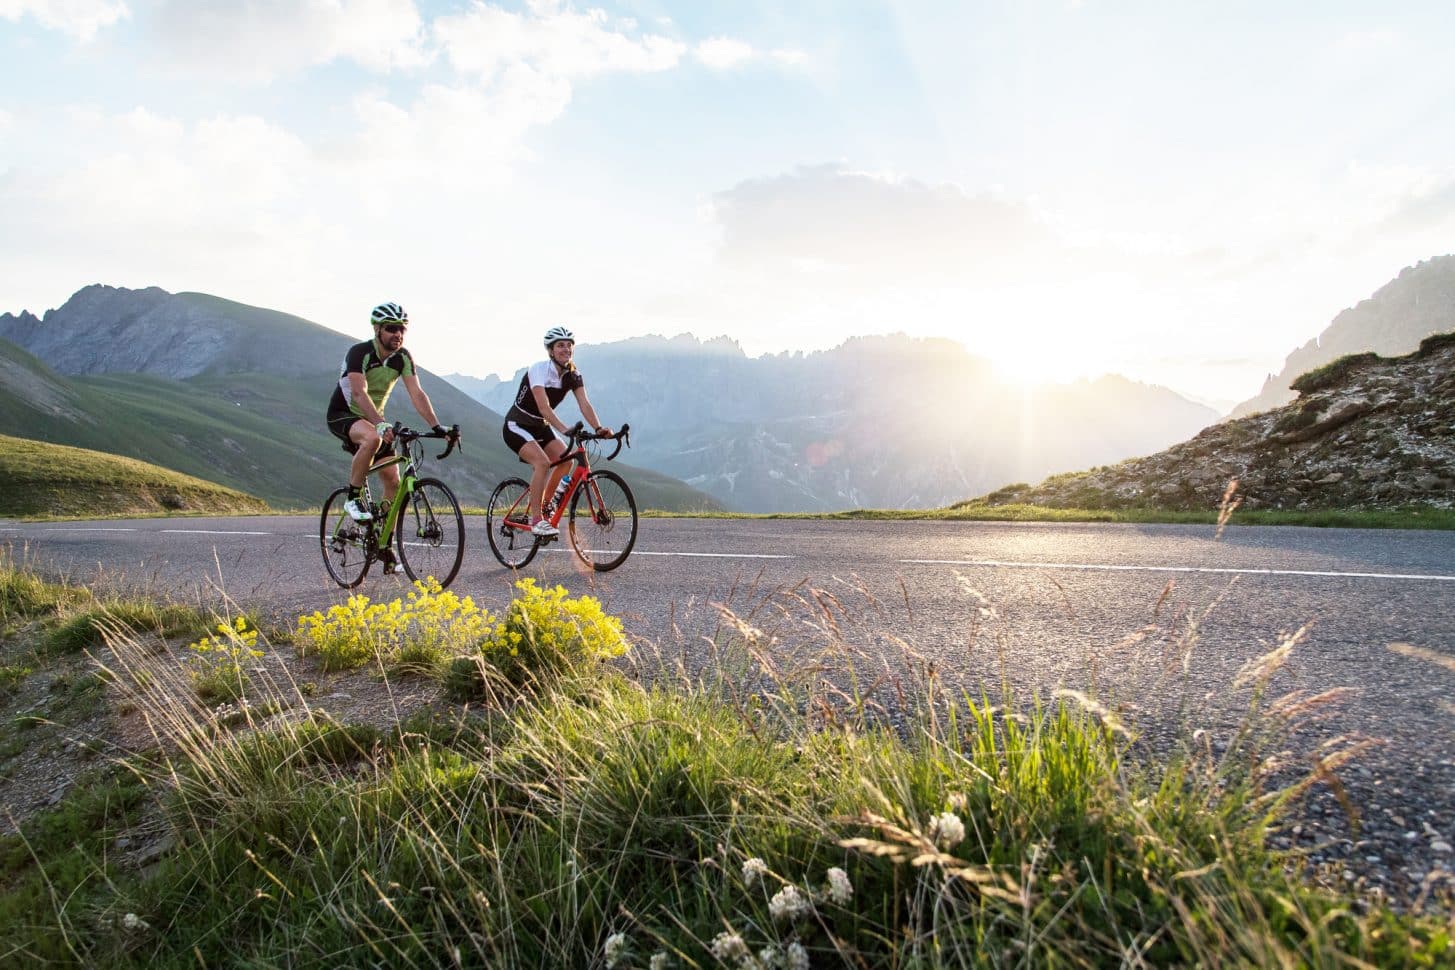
[{"xmin": 381, "ymin": 324, "xmax": 407, "ymax": 335}]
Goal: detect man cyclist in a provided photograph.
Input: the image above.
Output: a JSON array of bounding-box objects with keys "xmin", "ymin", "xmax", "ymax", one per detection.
[
  {"xmin": 326, "ymin": 302, "xmax": 457, "ymax": 569},
  {"xmin": 501, "ymin": 325, "xmax": 613, "ymax": 537}
]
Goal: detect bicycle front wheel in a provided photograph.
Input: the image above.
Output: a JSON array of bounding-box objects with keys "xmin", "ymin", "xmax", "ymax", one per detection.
[
  {"xmin": 320, "ymin": 487, "xmax": 372, "ymax": 588},
  {"xmin": 568, "ymin": 469, "xmax": 638, "ymax": 571},
  {"xmin": 486, "ymin": 477, "xmax": 539, "ymax": 569},
  {"xmin": 395, "ymin": 477, "xmax": 465, "ymax": 588}
]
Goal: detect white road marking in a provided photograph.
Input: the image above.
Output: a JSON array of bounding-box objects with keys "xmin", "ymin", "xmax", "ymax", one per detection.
[
  {"xmin": 900, "ymin": 558, "xmax": 1455, "ymax": 582},
  {"xmin": 37, "ymin": 527, "xmax": 139, "ymax": 532},
  {"xmin": 540, "ymin": 549, "xmax": 792, "ymax": 559},
  {"xmin": 628, "ymin": 551, "xmax": 794, "ymax": 559},
  {"xmin": 160, "ymin": 529, "xmax": 276, "ymax": 536}
]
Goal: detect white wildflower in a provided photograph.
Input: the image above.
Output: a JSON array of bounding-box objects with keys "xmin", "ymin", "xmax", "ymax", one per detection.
[
  {"xmin": 759, "ymin": 943, "xmax": 784, "ymax": 968},
  {"xmin": 649, "ymin": 953, "xmax": 673, "ymax": 970},
  {"xmin": 768, "ymin": 883, "xmax": 813, "ymax": 922},
  {"xmin": 121, "ymin": 912, "xmax": 150, "ymax": 931},
  {"xmin": 787, "ymin": 941, "xmax": 810, "ymax": 970},
  {"xmin": 929, "ymin": 811, "xmax": 966, "ymax": 850},
  {"xmin": 603, "ymin": 932, "xmax": 629, "ymax": 968},
  {"xmin": 742, "ymin": 856, "xmax": 770, "ymax": 886},
  {"xmin": 711, "ymin": 932, "xmax": 750, "ymax": 961},
  {"xmin": 825, "ymin": 866, "xmax": 853, "ymax": 905}
]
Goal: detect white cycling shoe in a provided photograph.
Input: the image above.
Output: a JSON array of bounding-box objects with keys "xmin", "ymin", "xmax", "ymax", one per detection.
[
  {"xmin": 344, "ymin": 498, "xmax": 372, "ymax": 522},
  {"xmin": 531, "ymin": 518, "xmax": 559, "ymax": 537}
]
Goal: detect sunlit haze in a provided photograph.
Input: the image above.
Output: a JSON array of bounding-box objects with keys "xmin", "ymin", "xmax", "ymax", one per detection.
[{"xmin": 4, "ymin": 1, "xmax": 1454, "ymax": 410}]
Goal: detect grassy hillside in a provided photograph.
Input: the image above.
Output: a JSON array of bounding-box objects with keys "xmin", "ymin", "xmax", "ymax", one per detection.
[
  {"xmin": 0, "ymin": 333, "xmax": 722, "ymax": 512},
  {"xmin": 0, "ymin": 434, "xmax": 268, "ymax": 518}
]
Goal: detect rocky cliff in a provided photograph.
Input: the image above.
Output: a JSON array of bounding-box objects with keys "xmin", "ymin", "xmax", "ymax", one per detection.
[
  {"xmin": 1232, "ymin": 255, "xmax": 1455, "ymax": 418},
  {"xmin": 981, "ymin": 333, "xmax": 1455, "ymax": 511}
]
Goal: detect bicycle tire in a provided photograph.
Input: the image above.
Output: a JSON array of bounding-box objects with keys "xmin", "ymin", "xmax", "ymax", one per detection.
[
  {"xmin": 486, "ymin": 477, "xmax": 539, "ymax": 568},
  {"xmin": 568, "ymin": 469, "xmax": 638, "ymax": 571},
  {"xmin": 320, "ymin": 486, "xmax": 372, "ymax": 588},
  {"xmin": 395, "ymin": 477, "xmax": 465, "ymax": 588}
]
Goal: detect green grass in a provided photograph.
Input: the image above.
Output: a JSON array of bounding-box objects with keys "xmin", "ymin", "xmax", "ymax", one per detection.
[
  {"xmin": 645, "ymin": 502, "xmax": 1455, "ymax": 529},
  {"xmin": 0, "ymin": 565, "xmax": 1449, "ymax": 967},
  {"xmin": 0, "ymin": 433, "xmax": 269, "ymax": 519}
]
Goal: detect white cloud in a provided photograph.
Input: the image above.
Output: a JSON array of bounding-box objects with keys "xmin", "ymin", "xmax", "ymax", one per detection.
[
  {"xmin": 434, "ymin": 0, "xmax": 685, "ymax": 82},
  {"xmin": 0, "ymin": 0, "xmax": 129, "ymax": 40},
  {"xmin": 694, "ymin": 36, "xmax": 753, "ymax": 69},
  {"xmin": 710, "ymin": 165, "xmax": 1068, "ymax": 286},
  {"xmin": 149, "ymin": 0, "xmax": 428, "ymax": 81}
]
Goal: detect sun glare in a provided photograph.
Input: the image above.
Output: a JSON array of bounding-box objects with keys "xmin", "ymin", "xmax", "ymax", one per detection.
[{"xmin": 986, "ymin": 348, "xmax": 1098, "ymax": 389}]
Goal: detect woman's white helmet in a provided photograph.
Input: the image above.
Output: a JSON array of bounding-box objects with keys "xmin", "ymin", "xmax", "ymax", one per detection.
[
  {"xmin": 371, "ymin": 302, "xmax": 408, "ymax": 327},
  {"xmin": 543, "ymin": 325, "xmax": 575, "ymax": 347}
]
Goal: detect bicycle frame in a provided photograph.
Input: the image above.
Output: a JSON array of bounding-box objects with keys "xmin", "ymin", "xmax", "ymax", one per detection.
[
  {"xmin": 322, "ymin": 423, "xmax": 465, "ymax": 589},
  {"xmin": 358, "ymin": 448, "xmax": 418, "ymax": 548},
  {"xmin": 487, "ymin": 422, "xmax": 635, "ymax": 572}
]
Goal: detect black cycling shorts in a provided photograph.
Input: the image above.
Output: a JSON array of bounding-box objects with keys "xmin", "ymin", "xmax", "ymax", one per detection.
[
  {"xmin": 327, "ymin": 412, "xmax": 382, "ymax": 456},
  {"xmin": 502, "ymin": 420, "xmax": 558, "ymax": 459}
]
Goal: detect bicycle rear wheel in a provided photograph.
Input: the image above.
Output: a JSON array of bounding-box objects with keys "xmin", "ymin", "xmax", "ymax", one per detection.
[
  {"xmin": 320, "ymin": 487, "xmax": 372, "ymax": 588},
  {"xmin": 395, "ymin": 477, "xmax": 465, "ymax": 588},
  {"xmin": 568, "ymin": 469, "xmax": 638, "ymax": 571},
  {"xmin": 486, "ymin": 477, "xmax": 539, "ymax": 568}
]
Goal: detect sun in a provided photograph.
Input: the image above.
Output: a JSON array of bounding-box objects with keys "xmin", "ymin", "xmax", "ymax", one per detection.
[{"xmin": 984, "ymin": 347, "xmax": 1099, "ymax": 389}]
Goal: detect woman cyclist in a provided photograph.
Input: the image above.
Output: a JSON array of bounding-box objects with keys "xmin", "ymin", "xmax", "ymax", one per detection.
[{"xmin": 501, "ymin": 326, "xmax": 613, "ymax": 537}]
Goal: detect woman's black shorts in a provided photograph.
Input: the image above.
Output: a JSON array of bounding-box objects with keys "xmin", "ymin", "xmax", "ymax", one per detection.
[{"xmin": 502, "ymin": 420, "xmax": 558, "ymax": 458}]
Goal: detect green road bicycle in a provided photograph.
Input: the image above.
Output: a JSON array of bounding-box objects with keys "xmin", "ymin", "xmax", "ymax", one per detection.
[
  {"xmin": 320, "ymin": 424, "xmax": 465, "ymax": 589},
  {"xmin": 486, "ymin": 422, "xmax": 638, "ymax": 572}
]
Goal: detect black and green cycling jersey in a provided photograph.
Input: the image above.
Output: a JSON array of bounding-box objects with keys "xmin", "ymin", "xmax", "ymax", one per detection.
[{"xmin": 327, "ymin": 338, "xmax": 416, "ymax": 422}]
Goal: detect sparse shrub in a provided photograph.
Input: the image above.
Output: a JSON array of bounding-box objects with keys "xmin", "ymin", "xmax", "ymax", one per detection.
[
  {"xmin": 1290, "ymin": 352, "xmax": 1379, "ymax": 395},
  {"xmin": 186, "ymin": 616, "xmax": 264, "ymax": 702},
  {"xmin": 1417, "ymin": 331, "xmax": 1455, "ymax": 356},
  {"xmin": 0, "ymin": 664, "xmax": 31, "ymax": 696},
  {"xmin": 0, "ymin": 555, "xmax": 92, "ymax": 631},
  {"xmin": 43, "ymin": 601, "xmax": 205, "ymax": 656},
  {"xmin": 295, "ymin": 580, "xmax": 494, "ymax": 673},
  {"xmin": 1273, "ymin": 405, "xmax": 1319, "ymax": 435},
  {"xmin": 447, "ymin": 579, "xmax": 628, "ymax": 700}
]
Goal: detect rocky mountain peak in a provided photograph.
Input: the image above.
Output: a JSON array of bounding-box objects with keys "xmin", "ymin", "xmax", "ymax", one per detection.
[
  {"xmin": 983, "ymin": 333, "xmax": 1455, "ymax": 512},
  {"xmin": 1233, "ymin": 254, "xmax": 1455, "ymax": 417}
]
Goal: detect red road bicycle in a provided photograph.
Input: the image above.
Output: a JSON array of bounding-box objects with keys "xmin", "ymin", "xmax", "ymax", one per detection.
[{"xmin": 486, "ymin": 422, "xmax": 638, "ymax": 571}]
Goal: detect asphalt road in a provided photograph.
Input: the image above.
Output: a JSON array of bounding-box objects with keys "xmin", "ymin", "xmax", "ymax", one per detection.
[{"xmin": 4, "ymin": 515, "xmax": 1454, "ymax": 899}]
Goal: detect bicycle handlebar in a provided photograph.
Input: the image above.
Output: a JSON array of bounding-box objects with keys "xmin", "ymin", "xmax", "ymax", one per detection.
[
  {"xmin": 550, "ymin": 421, "xmax": 632, "ymax": 466},
  {"xmin": 390, "ymin": 422, "xmax": 463, "ymax": 460}
]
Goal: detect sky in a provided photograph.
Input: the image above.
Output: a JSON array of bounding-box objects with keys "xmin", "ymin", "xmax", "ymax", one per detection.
[{"xmin": 3, "ymin": 1, "xmax": 1454, "ymax": 411}]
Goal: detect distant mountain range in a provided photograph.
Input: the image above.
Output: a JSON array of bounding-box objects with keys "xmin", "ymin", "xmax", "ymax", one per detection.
[
  {"xmin": 1231, "ymin": 254, "xmax": 1455, "ymax": 417},
  {"xmin": 0, "ymin": 286, "xmax": 721, "ymax": 512},
  {"xmin": 8, "ymin": 254, "xmax": 1447, "ymax": 517},
  {"xmin": 448, "ymin": 334, "xmax": 1219, "ymax": 513}
]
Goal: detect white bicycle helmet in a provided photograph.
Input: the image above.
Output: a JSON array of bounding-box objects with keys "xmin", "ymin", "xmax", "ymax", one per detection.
[
  {"xmin": 371, "ymin": 302, "xmax": 408, "ymax": 327},
  {"xmin": 543, "ymin": 325, "xmax": 574, "ymax": 347}
]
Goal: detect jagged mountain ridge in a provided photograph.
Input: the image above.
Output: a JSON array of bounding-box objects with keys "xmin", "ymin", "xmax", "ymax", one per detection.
[
  {"xmin": 0, "ymin": 287, "xmax": 722, "ymax": 511},
  {"xmin": 1232, "ymin": 254, "xmax": 1455, "ymax": 418},
  {"xmin": 981, "ymin": 333, "xmax": 1455, "ymax": 512},
  {"xmin": 449, "ymin": 333, "xmax": 1219, "ymax": 513}
]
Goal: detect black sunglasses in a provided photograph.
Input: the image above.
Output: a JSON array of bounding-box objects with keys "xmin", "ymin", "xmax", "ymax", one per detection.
[{"xmin": 380, "ymin": 324, "xmax": 407, "ymax": 335}]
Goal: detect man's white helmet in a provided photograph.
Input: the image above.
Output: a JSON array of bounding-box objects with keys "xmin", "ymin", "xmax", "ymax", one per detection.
[
  {"xmin": 543, "ymin": 325, "xmax": 575, "ymax": 347},
  {"xmin": 371, "ymin": 302, "xmax": 408, "ymax": 327}
]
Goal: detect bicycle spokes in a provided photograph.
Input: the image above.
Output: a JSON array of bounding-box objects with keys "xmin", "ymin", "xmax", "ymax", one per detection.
[
  {"xmin": 487, "ymin": 477, "xmax": 539, "ymax": 568},
  {"xmin": 320, "ymin": 487, "xmax": 373, "ymax": 588},
  {"xmin": 395, "ymin": 478, "xmax": 465, "ymax": 587},
  {"xmin": 567, "ymin": 469, "xmax": 637, "ymax": 572}
]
